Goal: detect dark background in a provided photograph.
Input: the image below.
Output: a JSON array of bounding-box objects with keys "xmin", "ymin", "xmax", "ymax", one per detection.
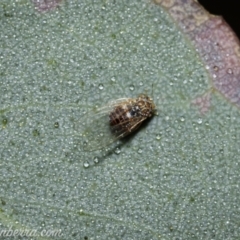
[{"xmin": 198, "ymin": 0, "xmax": 240, "ymax": 39}]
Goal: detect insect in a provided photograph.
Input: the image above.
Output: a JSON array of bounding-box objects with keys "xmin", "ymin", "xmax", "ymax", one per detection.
[{"xmin": 81, "ymin": 94, "xmax": 156, "ymax": 151}]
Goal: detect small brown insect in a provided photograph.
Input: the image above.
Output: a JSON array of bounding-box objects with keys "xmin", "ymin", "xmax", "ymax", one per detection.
[{"xmin": 81, "ymin": 94, "xmax": 156, "ymax": 151}]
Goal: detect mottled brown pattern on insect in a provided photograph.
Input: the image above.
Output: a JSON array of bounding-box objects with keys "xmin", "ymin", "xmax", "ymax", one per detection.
[{"xmin": 109, "ymin": 94, "xmax": 155, "ymax": 137}]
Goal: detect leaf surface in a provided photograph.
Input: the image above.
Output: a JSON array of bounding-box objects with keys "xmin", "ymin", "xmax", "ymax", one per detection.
[{"xmin": 0, "ymin": 0, "xmax": 239, "ymax": 239}]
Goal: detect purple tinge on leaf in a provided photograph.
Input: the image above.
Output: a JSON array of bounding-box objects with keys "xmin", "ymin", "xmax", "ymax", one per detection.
[
  {"xmin": 192, "ymin": 91, "xmax": 211, "ymax": 115},
  {"xmin": 194, "ymin": 18, "xmax": 240, "ymax": 105},
  {"xmin": 155, "ymin": 0, "xmax": 240, "ymax": 107},
  {"xmin": 33, "ymin": 0, "xmax": 62, "ymax": 12}
]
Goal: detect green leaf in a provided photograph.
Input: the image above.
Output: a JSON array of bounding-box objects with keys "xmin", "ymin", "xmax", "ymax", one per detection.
[{"xmin": 0, "ymin": 0, "xmax": 239, "ymax": 239}]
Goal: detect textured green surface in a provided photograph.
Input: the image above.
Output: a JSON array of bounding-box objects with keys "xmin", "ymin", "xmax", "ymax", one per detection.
[{"xmin": 0, "ymin": 0, "xmax": 239, "ymax": 239}]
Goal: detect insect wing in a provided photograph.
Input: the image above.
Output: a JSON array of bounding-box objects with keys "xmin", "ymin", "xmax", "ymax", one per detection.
[
  {"xmin": 110, "ymin": 115, "xmax": 146, "ymax": 137},
  {"xmin": 81, "ymin": 99, "xmax": 132, "ymax": 151}
]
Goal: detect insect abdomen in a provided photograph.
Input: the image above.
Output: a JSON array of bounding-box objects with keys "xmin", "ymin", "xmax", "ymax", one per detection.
[{"xmin": 109, "ymin": 106, "xmax": 129, "ymax": 126}]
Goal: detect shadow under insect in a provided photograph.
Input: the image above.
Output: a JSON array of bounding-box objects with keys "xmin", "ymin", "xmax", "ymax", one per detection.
[{"xmin": 81, "ymin": 115, "xmax": 154, "ymax": 168}]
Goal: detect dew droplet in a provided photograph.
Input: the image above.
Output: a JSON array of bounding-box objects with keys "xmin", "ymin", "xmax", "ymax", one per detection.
[
  {"xmin": 197, "ymin": 118, "xmax": 202, "ymax": 124},
  {"xmin": 114, "ymin": 148, "xmax": 121, "ymax": 155},
  {"xmin": 213, "ymin": 66, "xmax": 219, "ymax": 72},
  {"xmin": 93, "ymin": 157, "xmax": 99, "ymax": 164},
  {"xmin": 83, "ymin": 162, "xmax": 89, "ymax": 168},
  {"xmin": 227, "ymin": 68, "xmax": 233, "ymax": 75},
  {"xmin": 137, "ymin": 148, "xmax": 143, "ymax": 154},
  {"xmin": 156, "ymin": 134, "xmax": 161, "ymax": 140},
  {"xmin": 54, "ymin": 122, "xmax": 59, "ymax": 128},
  {"xmin": 129, "ymin": 85, "xmax": 135, "ymax": 91},
  {"xmin": 180, "ymin": 117, "xmax": 185, "ymax": 122},
  {"xmin": 98, "ymin": 84, "xmax": 104, "ymax": 90}
]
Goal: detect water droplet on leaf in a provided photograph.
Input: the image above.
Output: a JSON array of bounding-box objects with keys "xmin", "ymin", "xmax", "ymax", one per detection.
[
  {"xmin": 98, "ymin": 84, "xmax": 104, "ymax": 90},
  {"xmin": 83, "ymin": 162, "xmax": 89, "ymax": 168},
  {"xmin": 129, "ymin": 85, "xmax": 135, "ymax": 91},
  {"xmin": 197, "ymin": 118, "xmax": 202, "ymax": 124},
  {"xmin": 180, "ymin": 117, "xmax": 185, "ymax": 122},
  {"xmin": 114, "ymin": 148, "xmax": 121, "ymax": 155},
  {"xmin": 93, "ymin": 157, "xmax": 99, "ymax": 164},
  {"xmin": 227, "ymin": 68, "xmax": 233, "ymax": 74},
  {"xmin": 137, "ymin": 148, "xmax": 143, "ymax": 154}
]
